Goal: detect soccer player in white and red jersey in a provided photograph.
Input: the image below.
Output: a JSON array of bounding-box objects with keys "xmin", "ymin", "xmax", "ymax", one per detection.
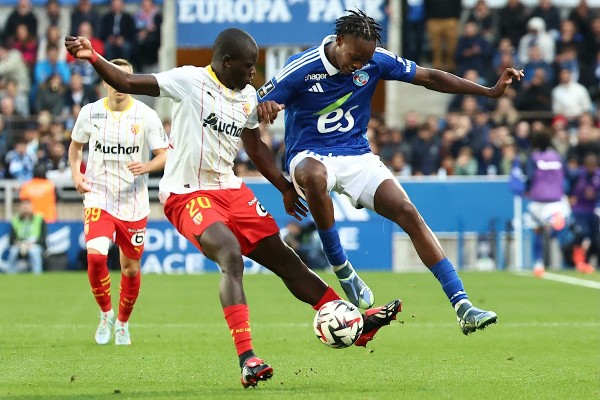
[
  {"xmin": 68, "ymin": 58, "xmax": 168, "ymax": 346},
  {"xmin": 65, "ymin": 29, "xmax": 401, "ymax": 388}
]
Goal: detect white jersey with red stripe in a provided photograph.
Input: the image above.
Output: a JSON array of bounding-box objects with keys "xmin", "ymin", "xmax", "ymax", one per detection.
[
  {"xmin": 153, "ymin": 65, "xmax": 259, "ymax": 200},
  {"xmin": 71, "ymin": 97, "xmax": 168, "ymax": 221}
]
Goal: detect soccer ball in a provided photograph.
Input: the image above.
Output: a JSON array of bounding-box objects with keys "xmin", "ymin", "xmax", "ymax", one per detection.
[{"xmin": 313, "ymin": 300, "xmax": 363, "ymax": 348}]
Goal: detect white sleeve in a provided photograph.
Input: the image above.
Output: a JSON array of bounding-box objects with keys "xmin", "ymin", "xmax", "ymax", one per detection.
[
  {"xmin": 145, "ymin": 110, "xmax": 169, "ymax": 150},
  {"xmin": 71, "ymin": 104, "xmax": 92, "ymax": 143},
  {"xmin": 153, "ymin": 66, "xmax": 198, "ymax": 101},
  {"xmin": 245, "ymin": 92, "xmax": 259, "ymax": 129}
]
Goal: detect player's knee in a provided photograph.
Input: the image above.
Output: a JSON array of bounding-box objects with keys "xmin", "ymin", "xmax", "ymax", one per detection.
[
  {"xmin": 86, "ymin": 237, "xmax": 111, "ymax": 255},
  {"xmin": 395, "ymin": 200, "xmax": 420, "ymax": 225}
]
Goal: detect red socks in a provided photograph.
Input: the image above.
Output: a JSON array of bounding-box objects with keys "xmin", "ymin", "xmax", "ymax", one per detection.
[
  {"xmin": 118, "ymin": 271, "xmax": 141, "ymax": 322},
  {"xmin": 312, "ymin": 286, "xmax": 342, "ymax": 310},
  {"xmin": 224, "ymin": 304, "xmax": 253, "ymax": 356},
  {"xmin": 87, "ymin": 254, "xmax": 112, "ymax": 312}
]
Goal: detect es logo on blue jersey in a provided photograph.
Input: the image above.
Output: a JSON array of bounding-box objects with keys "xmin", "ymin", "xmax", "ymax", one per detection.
[{"xmin": 352, "ymin": 71, "xmax": 369, "ymax": 86}]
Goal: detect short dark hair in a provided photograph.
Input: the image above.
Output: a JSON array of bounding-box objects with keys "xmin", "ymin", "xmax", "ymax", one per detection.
[
  {"xmin": 212, "ymin": 28, "xmax": 257, "ymax": 62},
  {"xmin": 335, "ymin": 9, "xmax": 383, "ymax": 44}
]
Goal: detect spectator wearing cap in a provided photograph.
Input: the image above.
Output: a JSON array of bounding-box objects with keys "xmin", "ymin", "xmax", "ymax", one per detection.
[{"xmin": 518, "ymin": 17, "xmax": 555, "ymax": 65}]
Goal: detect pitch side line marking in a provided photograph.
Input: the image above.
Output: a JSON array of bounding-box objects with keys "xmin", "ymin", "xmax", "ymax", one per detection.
[
  {"xmin": 11, "ymin": 322, "xmax": 600, "ymax": 329},
  {"xmin": 515, "ymin": 271, "xmax": 600, "ymax": 289}
]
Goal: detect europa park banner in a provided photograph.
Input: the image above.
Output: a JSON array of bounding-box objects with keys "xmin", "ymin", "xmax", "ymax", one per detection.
[{"xmin": 176, "ymin": 0, "xmax": 388, "ymax": 47}]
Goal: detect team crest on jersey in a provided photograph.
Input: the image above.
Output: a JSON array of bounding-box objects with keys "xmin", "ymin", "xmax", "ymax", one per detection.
[
  {"xmin": 353, "ymin": 71, "xmax": 369, "ymax": 86},
  {"xmin": 242, "ymin": 103, "xmax": 251, "ymax": 117},
  {"xmin": 130, "ymin": 124, "xmax": 140, "ymax": 135},
  {"xmin": 257, "ymin": 79, "xmax": 275, "ymax": 99}
]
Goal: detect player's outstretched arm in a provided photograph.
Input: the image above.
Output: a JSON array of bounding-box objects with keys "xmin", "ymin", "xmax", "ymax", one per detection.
[
  {"xmin": 241, "ymin": 127, "xmax": 308, "ymax": 220},
  {"xmin": 411, "ymin": 66, "xmax": 523, "ymax": 98},
  {"xmin": 64, "ymin": 35, "xmax": 160, "ymax": 97}
]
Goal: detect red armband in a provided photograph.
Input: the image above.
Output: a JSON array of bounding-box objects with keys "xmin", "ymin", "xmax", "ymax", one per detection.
[{"xmin": 89, "ymin": 50, "xmax": 99, "ymax": 64}]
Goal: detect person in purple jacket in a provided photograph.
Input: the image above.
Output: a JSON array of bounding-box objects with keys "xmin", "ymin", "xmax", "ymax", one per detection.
[
  {"xmin": 568, "ymin": 153, "xmax": 600, "ymax": 273},
  {"xmin": 526, "ymin": 130, "xmax": 571, "ymax": 273}
]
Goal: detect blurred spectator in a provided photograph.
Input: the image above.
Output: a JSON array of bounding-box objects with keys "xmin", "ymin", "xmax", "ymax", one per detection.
[
  {"xmin": 567, "ymin": 0, "xmax": 596, "ymax": 38},
  {"xmin": 34, "ymin": 44, "xmax": 71, "ymax": 89},
  {"xmin": 43, "ymin": 0, "xmax": 62, "ymax": 30},
  {"xmin": 5, "ymin": 140, "xmax": 34, "ymax": 182},
  {"xmin": 555, "ymin": 19, "xmax": 585, "ymax": 67},
  {"xmin": 478, "ymin": 143, "xmax": 501, "ymax": 176},
  {"xmin": 491, "ymin": 96, "xmax": 520, "ymax": 128},
  {"xmin": 530, "ymin": 0, "xmax": 561, "ymax": 38},
  {"xmin": 498, "ymin": 0, "xmax": 530, "ymax": 48},
  {"xmin": 0, "ymin": 115, "xmax": 10, "ymax": 156},
  {"xmin": 0, "ymin": 42, "xmax": 31, "ymax": 94},
  {"xmin": 9, "ymin": 24, "xmax": 38, "ymax": 71},
  {"xmin": 518, "ymin": 17, "xmax": 555, "ymax": 65},
  {"xmin": 554, "ymin": 44, "xmax": 581, "ymax": 82},
  {"xmin": 466, "ymin": 0, "xmax": 495, "ymax": 44},
  {"xmin": 499, "ymin": 141, "xmax": 519, "ymax": 175},
  {"xmin": 454, "ymin": 146, "xmax": 477, "ymax": 175},
  {"xmin": 455, "ymin": 21, "xmax": 492, "ymax": 77},
  {"xmin": 43, "ymin": 140, "xmax": 70, "ymax": 181},
  {"xmin": 67, "ymin": 21, "xmax": 105, "ymax": 63},
  {"xmin": 552, "ymin": 68, "xmax": 592, "ymax": 124},
  {"xmin": 388, "ymin": 152, "xmax": 412, "ymax": 177},
  {"xmin": 568, "ymin": 124, "xmax": 600, "ymax": 164},
  {"xmin": 70, "ymin": 0, "xmax": 100, "ymax": 36},
  {"xmin": 4, "ymin": 0, "xmax": 38, "ymax": 43},
  {"xmin": 514, "ymin": 67, "xmax": 553, "ymax": 120},
  {"xmin": 568, "ymin": 152, "xmax": 600, "ymax": 272},
  {"xmin": 64, "ymin": 72, "xmax": 97, "ymax": 111},
  {"xmin": 98, "ymin": 0, "xmax": 137, "ymax": 62},
  {"xmin": 401, "ymin": 0, "xmax": 425, "ymax": 64},
  {"xmin": 401, "ymin": 110, "xmax": 421, "ymax": 143},
  {"xmin": 513, "ymin": 120, "xmax": 532, "ymax": 154},
  {"xmin": 69, "ymin": 57, "xmax": 99, "ymax": 90},
  {"xmin": 19, "ymin": 163, "xmax": 57, "ymax": 223},
  {"xmin": 1, "ymin": 79, "xmax": 30, "ymax": 116},
  {"xmin": 411, "ymin": 122, "xmax": 441, "ymax": 175},
  {"xmin": 550, "ymin": 115, "xmax": 571, "ymax": 157},
  {"xmin": 522, "ymin": 45, "xmax": 554, "ymax": 85},
  {"xmin": 37, "ymin": 25, "xmax": 67, "ymax": 62},
  {"xmin": 379, "ymin": 127, "xmax": 411, "ymax": 165},
  {"xmin": 36, "ymin": 74, "xmax": 66, "ymax": 116},
  {"xmin": 424, "ymin": 0, "xmax": 460, "ymax": 72},
  {"xmin": 582, "ymin": 17, "xmax": 600, "ymax": 65},
  {"xmin": 490, "ymin": 41, "xmax": 520, "ymax": 96},
  {"xmin": 579, "ymin": 50, "xmax": 600, "ymax": 102},
  {"xmin": 6, "ymin": 198, "xmax": 46, "ymax": 274},
  {"xmin": 134, "ymin": 0, "xmax": 162, "ymax": 72}
]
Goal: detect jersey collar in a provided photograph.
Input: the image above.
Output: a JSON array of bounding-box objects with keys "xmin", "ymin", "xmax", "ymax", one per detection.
[
  {"xmin": 206, "ymin": 65, "xmax": 237, "ymax": 97},
  {"xmin": 319, "ymin": 35, "xmax": 340, "ymax": 76}
]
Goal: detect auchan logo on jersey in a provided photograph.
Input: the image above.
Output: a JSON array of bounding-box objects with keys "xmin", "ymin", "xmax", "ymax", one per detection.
[
  {"xmin": 203, "ymin": 113, "xmax": 243, "ymax": 137},
  {"xmin": 94, "ymin": 141, "xmax": 140, "ymax": 155}
]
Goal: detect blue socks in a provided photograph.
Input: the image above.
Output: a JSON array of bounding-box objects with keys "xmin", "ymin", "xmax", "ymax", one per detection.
[
  {"xmin": 430, "ymin": 258, "xmax": 468, "ymax": 307},
  {"xmin": 533, "ymin": 233, "xmax": 544, "ymax": 264},
  {"xmin": 317, "ymin": 224, "xmax": 347, "ymax": 270}
]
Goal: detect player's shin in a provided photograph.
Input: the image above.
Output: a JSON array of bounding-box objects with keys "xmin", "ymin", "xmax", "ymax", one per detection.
[{"xmin": 87, "ymin": 253, "xmax": 112, "ymax": 312}]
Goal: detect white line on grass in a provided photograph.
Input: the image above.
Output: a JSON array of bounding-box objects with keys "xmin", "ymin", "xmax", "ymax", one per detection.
[
  {"xmin": 515, "ymin": 271, "xmax": 600, "ymax": 289},
  {"xmin": 11, "ymin": 321, "xmax": 600, "ymax": 329}
]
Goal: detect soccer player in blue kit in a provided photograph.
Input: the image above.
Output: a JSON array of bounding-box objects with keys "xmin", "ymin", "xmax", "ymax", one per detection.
[{"xmin": 258, "ymin": 9, "xmax": 524, "ymax": 334}]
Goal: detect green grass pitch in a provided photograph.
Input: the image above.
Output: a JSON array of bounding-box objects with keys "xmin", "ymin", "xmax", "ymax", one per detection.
[{"xmin": 1, "ymin": 270, "xmax": 599, "ymax": 399}]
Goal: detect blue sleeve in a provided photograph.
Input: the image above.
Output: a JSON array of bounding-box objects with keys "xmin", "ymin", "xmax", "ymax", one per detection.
[
  {"xmin": 257, "ymin": 56, "xmax": 300, "ymax": 105},
  {"xmin": 374, "ymin": 48, "xmax": 417, "ymax": 83}
]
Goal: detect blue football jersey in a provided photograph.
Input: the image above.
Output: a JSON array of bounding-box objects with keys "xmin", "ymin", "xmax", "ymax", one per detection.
[{"xmin": 258, "ymin": 35, "xmax": 417, "ymax": 171}]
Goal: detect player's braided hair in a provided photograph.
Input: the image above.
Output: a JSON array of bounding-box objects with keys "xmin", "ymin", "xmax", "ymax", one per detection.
[{"xmin": 335, "ymin": 9, "xmax": 383, "ymax": 44}]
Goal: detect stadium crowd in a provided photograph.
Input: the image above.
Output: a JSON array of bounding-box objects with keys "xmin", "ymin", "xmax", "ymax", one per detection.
[{"xmin": 0, "ymin": 1, "xmax": 599, "ymax": 269}]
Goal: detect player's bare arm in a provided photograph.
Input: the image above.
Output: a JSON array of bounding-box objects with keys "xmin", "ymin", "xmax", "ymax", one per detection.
[
  {"xmin": 241, "ymin": 127, "xmax": 308, "ymax": 220},
  {"xmin": 127, "ymin": 148, "xmax": 167, "ymax": 176},
  {"xmin": 411, "ymin": 66, "xmax": 523, "ymax": 98},
  {"xmin": 68, "ymin": 140, "xmax": 91, "ymax": 194},
  {"xmin": 64, "ymin": 35, "xmax": 160, "ymax": 97},
  {"xmin": 256, "ymin": 101, "xmax": 285, "ymax": 125}
]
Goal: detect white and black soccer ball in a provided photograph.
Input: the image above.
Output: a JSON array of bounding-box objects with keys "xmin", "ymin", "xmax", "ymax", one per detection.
[{"xmin": 313, "ymin": 300, "xmax": 363, "ymax": 349}]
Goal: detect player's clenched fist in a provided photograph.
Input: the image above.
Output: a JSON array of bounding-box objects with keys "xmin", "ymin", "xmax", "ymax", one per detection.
[
  {"xmin": 256, "ymin": 101, "xmax": 285, "ymax": 125},
  {"xmin": 64, "ymin": 35, "xmax": 94, "ymax": 59}
]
